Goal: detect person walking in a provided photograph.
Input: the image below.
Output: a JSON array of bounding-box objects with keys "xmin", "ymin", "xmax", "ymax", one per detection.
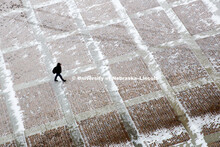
[{"xmin": 52, "ymin": 63, "xmax": 66, "ymax": 82}]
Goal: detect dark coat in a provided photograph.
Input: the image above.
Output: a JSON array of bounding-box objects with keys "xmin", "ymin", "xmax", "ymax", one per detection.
[
  {"xmin": 55, "ymin": 63, "xmax": 62, "ymax": 74},
  {"xmin": 56, "ymin": 65, "xmax": 62, "ymax": 74}
]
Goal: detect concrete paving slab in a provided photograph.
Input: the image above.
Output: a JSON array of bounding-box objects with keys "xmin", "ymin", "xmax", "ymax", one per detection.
[
  {"xmin": 26, "ymin": 126, "xmax": 73, "ymax": 146},
  {"xmin": 34, "ymin": 4, "xmax": 78, "ymax": 37},
  {"xmin": 196, "ymin": 34, "xmax": 220, "ymax": 72},
  {"xmin": 47, "ymin": 35, "xmax": 93, "ymax": 70},
  {"xmin": 153, "ymin": 44, "xmax": 209, "ymax": 86},
  {"xmin": 110, "ymin": 57, "xmax": 161, "ymax": 101},
  {"xmin": 29, "ymin": 0, "xmax": 51, "ymax": 6},
  {"xmin": 177, "ymin": 83, "xmax": 219, "ymax": 117},
  {"xmin": 0, "ymin": 12, "xmax": 36, "ymax": 49},
  {"xmin": 80, "ymin": 2, "xmax": 119, "ymax": 26},
  {"xmin": 131, "ymin": 10, "xmax": 181, "ymax": 46},
  {"xmin": 0, "ymin": 96, "xmax": 12, "ymax": 137},
  {"xmin": 173, "ymin": 0, "xmax": 219, "ymax": 35},
  {"xmin": 177, "ymin": 83, "xmax": 220, "ymax": 137},
  {"xmin": 74, "ymin": 0, "xmax": 110, "ymax": 9},
  {"xmin": 4, "ymin": 45, "xmax": 47, "ymax": 84},
  {"xmin": 78, "ymin": 111, "xmax": 132, "ymax": 146},
  {"xmin": 0, "ymin": 140, "xmax": 16, "ymax": 147},
  {"xmin": 127, "ymin": 97, "xmax": 190, "ymax": 146},
  {"xmin": 0, "ymin": 0, "xmax": 23, "ymax": 14},
  {"xmin": 34, "ymin": 1, "xmax": 70, "ymax": 17},
  {"xmin": 91, "ymin": 22, "xmax": 137, "ymax": 58},
  {"xmin": 208, "ymin": 140, "xmax": 220, "ymax": 147},
  {"xmin": 65, "ymin": 69, "xmax": 112, "ymax": 114},
  {"xmin": 120, "ymin": 0, "xmax": 159, "ymax": 15},
  {"xmin": 16, "ymin": 83, "xmax": 63, "ymax": 129},
  {"xmin": 167, "ymin": 0, "xmax": 179, "ymax": 3}
]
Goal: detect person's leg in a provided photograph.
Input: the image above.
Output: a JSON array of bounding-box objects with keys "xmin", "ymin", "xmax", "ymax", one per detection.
[
  {"xmin": 58, "ymin": 74, "xmax": 66, "ymax": 82},
  {"xmin": 54, "ymin": 74, "xmax": 58, "ymax": 81}
]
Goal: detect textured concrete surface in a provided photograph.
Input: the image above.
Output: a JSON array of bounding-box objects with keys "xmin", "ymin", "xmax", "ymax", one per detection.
[{"xmin": 0, "ymin": 0, "xmax": 220, "ymax": 146}]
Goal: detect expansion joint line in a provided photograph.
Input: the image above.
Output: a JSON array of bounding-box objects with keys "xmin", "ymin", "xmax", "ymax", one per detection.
[
  {"xmin": 160, "ymin": 0, "xmax": 220, "ymax": 89},
  {"xmin": 163, "ymin": 0, "xmax": 214, "ymax": 145},
  {"xmin": 65, "ymin": 0, "xmax": 144, "ymax": 146},
  {"xmin": 158, "ymin": 0, "xmax": 220, "ymax": 144},
  {"xmin": 0, "ymin": 51, "xmax": 27, "ymax": 146},
  {"xmin": 110, "ymin": 0, "xmax": 209, "ymax": 146},
  {"xmin": 20, "ymin": 0, "xmax": 84, "ymax": 146}
]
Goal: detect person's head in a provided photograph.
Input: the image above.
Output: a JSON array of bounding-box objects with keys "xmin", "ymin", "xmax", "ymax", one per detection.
[{"xmin": 57, "ymin": 63, "xmax": 61, "ymax": 66}]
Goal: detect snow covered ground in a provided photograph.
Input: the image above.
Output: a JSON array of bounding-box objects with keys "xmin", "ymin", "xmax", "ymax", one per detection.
[{"xmin": 0, "ymin": 0, "xmax": 220, "ymax": 146}]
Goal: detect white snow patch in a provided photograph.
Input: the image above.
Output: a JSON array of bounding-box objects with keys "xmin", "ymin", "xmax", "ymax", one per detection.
[
  {"xmin": 85, "ymin": 3, "xmax": 105, "ymax": 11},
  {"xmin": 75, "ymin": 60, "xmax": 80, "ymax": 65},
  {"xmin": 0, "ymin": 52, "xmax": 25, "ymax": 134},
  {"xmin": 185, "ymin": 112, "xmax": 218, "ymax": 146},
  {"xmin": 190, "ymin": 113, "xmax": 220, "ymax": 131},
  {"xmin": 67, "ymin": 46, "xmax": 76, "ymax": 51},
  {"xmin": 22, "ymin": 54, "xmax": 28, "ymax": 59},
  {"xmin": 154, "ymin": 70, "xmax": 163, "ymax": 81},
  {"xmin": 202, "ymin": 0, "xmax": 220, "ymax": 24},
  {"xmin": 53, "ymin": 51, "xmax": 61, "ymax": 56},
  {"xmin": 212, "ymin": 14, "xmax": 220, "ymax": 24},
  {"xmin": 140, "ymin": 126, "xmax": 187, "ymax": 145}
]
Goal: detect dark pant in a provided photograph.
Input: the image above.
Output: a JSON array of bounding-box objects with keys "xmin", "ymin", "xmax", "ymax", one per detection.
[{"xmin": 54, "ymin": 73, "xmax": 65, "ymax": 81}]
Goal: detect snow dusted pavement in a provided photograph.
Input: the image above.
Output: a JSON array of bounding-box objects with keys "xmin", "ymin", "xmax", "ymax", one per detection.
[
  {"xmin": 0, "ymin": 0, "xmax": 220, "ymax": 146},
  {"xmin": 0, "ymin": 50, "xmax": 27, "ymax": 146}
]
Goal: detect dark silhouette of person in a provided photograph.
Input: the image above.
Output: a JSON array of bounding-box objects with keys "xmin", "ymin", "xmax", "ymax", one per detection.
[{"xmin": 53, "ymin": 63, "xmax": 66, "ymax": 82}]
